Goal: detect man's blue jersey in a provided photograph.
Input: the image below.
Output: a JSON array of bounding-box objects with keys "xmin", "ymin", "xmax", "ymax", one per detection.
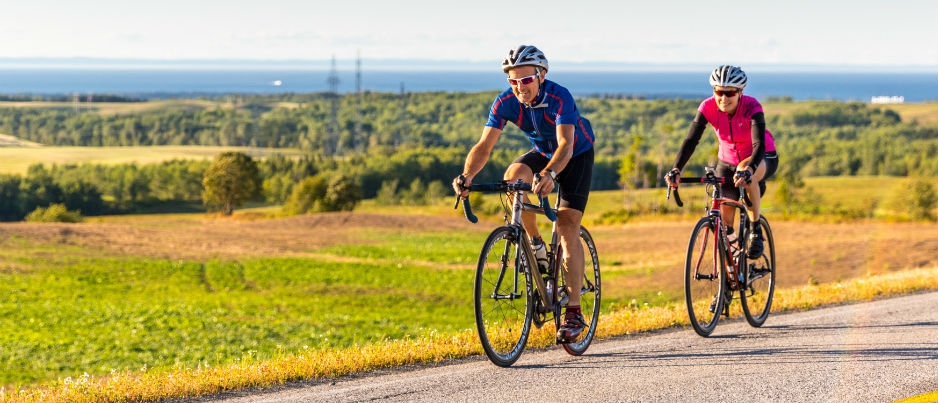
[{"xmin": 485, "ymin": 79, "xmax": 595, "ymax": 159}]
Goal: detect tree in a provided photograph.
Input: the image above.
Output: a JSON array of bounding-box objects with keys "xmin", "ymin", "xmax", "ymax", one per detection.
[
  {"xmin": 0, "ymin": 175, "xmax": 25, "ymax": 221},
  {"xmin": 888, "ymin": 178, "xmax": 938, "ymax": 221},
  {"xmin": 618, "ymin": 134, "xmax": 644, "ymax": 190},
  {"xmin": 201, "ymin": 152, "xmax": 261, "ymax": 215},
  {"xmin": 320, "ymin": 174, "xmax": 361, "ymax": 212}
]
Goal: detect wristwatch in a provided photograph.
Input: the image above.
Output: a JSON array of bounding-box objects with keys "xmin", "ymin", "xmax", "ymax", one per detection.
[{"xmin": 544, "ymin": 169, "xmax": 557, "ymax": 181}]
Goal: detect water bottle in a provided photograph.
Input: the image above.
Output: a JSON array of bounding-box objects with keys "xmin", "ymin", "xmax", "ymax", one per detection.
[
  {"xmin": 733, "ymin": 250, "xmax": 744, "ymax": 283},
  {"xmin": 725, "ymin": 226, "xmax": 737, "ymax": 245},
  {"xmin": 533, "ymin": 240, "xmax": 549, "ymax": 274}
]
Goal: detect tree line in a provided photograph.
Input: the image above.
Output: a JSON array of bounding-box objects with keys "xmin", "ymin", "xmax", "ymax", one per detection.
[{"xmin": 0, "ymin": 93, "xmax": 935, "ymax": 221}]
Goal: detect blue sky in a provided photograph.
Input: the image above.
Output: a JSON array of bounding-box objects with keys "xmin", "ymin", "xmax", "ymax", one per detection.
[{"xmin": 2, "ymin": 0, "xmax": 936, "ymax": 72}]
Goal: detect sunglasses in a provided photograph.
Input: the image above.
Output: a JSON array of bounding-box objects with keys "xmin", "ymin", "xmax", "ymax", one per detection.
[
  {"xmin": 714, "ymin": 89, "xmax": 739, "ymax": 97},
  {"xmin": 507, "ymin": 74, "xmax": 538, "ymax": 86}
]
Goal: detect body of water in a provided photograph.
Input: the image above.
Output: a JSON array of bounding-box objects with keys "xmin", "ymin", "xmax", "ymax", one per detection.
[{"xmin": 1, "ymin": 69, "xmax": 935, "ymax": 102}]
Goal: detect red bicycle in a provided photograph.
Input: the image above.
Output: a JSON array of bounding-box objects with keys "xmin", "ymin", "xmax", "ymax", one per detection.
[{"xmin": 667, "ymin": 167, "xmax": 776, "ymax": 337}]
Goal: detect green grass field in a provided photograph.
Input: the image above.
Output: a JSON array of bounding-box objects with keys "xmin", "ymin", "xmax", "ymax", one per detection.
[
  {"xmin": 0, "ymin": 145, "xmax": 306, "ymax": 175},
  {"xmin": 2, "ymin": 221, "xmax": 936, "ymax": 403},
  {"xmin": 0, "ymin": 233, "xmax": 490, "ymax": 386},
  {"xmin": 3, "ymin": 179, "xmax": 935, "ymax": 386}
]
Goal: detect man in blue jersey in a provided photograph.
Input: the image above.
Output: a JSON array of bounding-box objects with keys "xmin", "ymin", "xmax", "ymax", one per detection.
[{"xmin": 452, "ymin": 45, "xmax": 596, "ymax": 344}]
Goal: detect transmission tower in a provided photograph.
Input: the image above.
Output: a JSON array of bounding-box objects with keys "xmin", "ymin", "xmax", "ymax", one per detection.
[
  {"xmin": 327, "ymin": 55, "xmax": 340, "ymax": 155},
  {"xmin": 354, "ymin": 51, "xmax": 363, "ymax": 152},
  {"xmin": 397, "ymin": 82, "xmax": 407, "ymax": 147}
]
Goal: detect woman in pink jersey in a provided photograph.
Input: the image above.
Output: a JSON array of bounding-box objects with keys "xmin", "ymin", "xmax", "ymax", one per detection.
[{"xmin": 665, "ymin": 65, "xmax": 779, "ymax": 259}]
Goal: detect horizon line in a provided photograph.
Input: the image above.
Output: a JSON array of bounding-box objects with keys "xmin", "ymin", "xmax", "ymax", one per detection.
[{"xmin": 0, "ymin": 57, "xmax": 935, "ymax": 74}]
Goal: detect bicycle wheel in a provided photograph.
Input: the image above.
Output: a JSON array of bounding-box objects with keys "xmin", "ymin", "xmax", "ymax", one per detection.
[
  {"xmin": 474, "ymin": 226, "xmax": 533, "ymax": 367},
  {"xmin": 741, "ymin": 216, "xmax": 776, "ymax": 327},
  {"xmin": 561, "ymin": 226, "xmax": 601, "ymax": 355},
  {"xmin": 684, "ymin": 217, "xmax": 725, "ymax": 337}
]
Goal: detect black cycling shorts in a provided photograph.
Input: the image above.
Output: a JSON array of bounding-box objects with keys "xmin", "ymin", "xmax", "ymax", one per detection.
[
  {"xmin": 715, "ymin": 151, "xmax": 779, "ymax": 199},
  {"xmin": 512, "ymin": 148, "xmax": 594, "ymax": 212}
]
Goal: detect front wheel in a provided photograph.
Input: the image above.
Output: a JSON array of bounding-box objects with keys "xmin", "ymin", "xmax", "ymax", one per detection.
[
  {"xmin": 559, "ymin": 226, "xmax": 601, "ymax": 355},
  {"xmin": 474, "ymin": 226, "xmax": 533, "ymax": 367},
  {"xmin": 741, "ymin": 216, "xmax": 776, "ymax": 327},
  {"xmin": 684, "ymin": 218, "xmax": 725, "ymax": 337}
]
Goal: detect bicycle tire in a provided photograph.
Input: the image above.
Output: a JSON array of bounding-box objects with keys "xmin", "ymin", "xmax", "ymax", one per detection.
[
  {"xmin": 560, "ymin": 226, "xmax": 601, "ymax": 355},
  {"xmin": 741, "ymin": 216, "xmax": 776, "ymax": 327},
  {"xmin": 684, "ymin": 217, "xmax": 725, "ymax": 337},
  {"xmin": 474, "ymin": 226, "xmax": 533, "ymax": 367}
]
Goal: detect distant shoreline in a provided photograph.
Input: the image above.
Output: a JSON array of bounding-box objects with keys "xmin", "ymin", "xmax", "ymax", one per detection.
[
  {"xmin": 1, "ymin": 57, "xmax": 935, "ymax": 74},
  {"xmin": 0, "ymin": 68, "xmax": 933, "ymax": 103}
]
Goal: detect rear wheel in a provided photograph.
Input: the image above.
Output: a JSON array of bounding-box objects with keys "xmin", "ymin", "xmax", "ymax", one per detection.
[
  {"xmin": 684, "ymin": 218, "xmax": 724, "ymax": 337},
  {"xmin": 741, "ymin": 217, "xmax": 776, "ymax": 327},
  {"xmin": 560, "ymin": 226, "xmax": 601, "ymax": 356},
  {"xmin": 474, "ymin": 226, "xmax": 532, "ymax": 367}
]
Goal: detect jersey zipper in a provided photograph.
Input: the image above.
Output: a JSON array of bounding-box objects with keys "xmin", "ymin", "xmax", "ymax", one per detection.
[
  {"xmin": 728, "ymin": 114, "xmax": 743, "ymax": 162},
  {"xmin": 526, "ymin": 106, "xmax": 543, "ymax": 139},
  {"xmin": 526, "ymin": 106, "xmax": 553, "ymax": 156}
]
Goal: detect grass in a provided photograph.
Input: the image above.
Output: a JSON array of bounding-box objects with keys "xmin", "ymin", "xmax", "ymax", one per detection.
[
  {"xmin": 762, "ymin": 100, "xmax": 938, "ymax": 126},
  {"xmin": 3, "ymin": 265, "xmax": 936, "ymax": 403},
  {"xmin": 581, "ymin": 176, "xmax": 938, "ymax": 225},
  {"xmin": 0, "ymin": 253, "xmax": 482, "ymax": 386},
  {"xmin": 0, "ymin": 210, "xmax": 935, "ymax": 403},
  {"xmin": 0, "ymin": 163, "xmax": 935, "ymax": 402},
  {"xmin": 0, "ymin": 145, "xmax": 306, "ymax": 175}
]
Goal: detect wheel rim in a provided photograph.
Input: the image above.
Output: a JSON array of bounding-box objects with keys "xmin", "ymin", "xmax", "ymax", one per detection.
[{"xmin": 475, "ymin": 228, "xmax": 531, "ymax": 366}]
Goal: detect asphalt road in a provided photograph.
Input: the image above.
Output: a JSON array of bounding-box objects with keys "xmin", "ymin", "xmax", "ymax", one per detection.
[{"xmin": 189, "ymin": 291, "xmax": 938, "ymax": 403}]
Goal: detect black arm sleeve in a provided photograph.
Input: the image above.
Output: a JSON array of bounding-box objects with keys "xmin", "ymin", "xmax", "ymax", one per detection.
[
  {"xmin": 673, "ymin": 111, "xmax": 708, "ymax": 170},
  {"xmin": 748, "ymin": 112, "xmax": 767, "ymax": 171}
]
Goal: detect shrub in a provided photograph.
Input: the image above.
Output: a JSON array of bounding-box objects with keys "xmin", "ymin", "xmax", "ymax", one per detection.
[{"xmin": 25, "ymin": 203, "xmax": 83, "ymax": 223}]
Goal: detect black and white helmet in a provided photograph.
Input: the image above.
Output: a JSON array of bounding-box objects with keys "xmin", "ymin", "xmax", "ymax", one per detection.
[
  {"xmin": 501, "ymin": 45, "xmax": 549, "ymax": 73},
  {"xmin": 709, "ymin": 65, "xmax": 747, "ymax": 89}
]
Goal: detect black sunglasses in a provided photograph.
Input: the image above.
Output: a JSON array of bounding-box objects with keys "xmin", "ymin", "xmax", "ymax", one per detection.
[{"xmin": 714, "ymin": 89, "xmax": 739, "ymax": 97}]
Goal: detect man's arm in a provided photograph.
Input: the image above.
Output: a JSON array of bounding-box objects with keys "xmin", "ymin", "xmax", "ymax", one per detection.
[
  {"xmin": 461, "ymin": 126, "xmax": 502, "ymax": 182},
  {"xmin": 543, "ymin": 123, "xmax": 575, "ymax": 175}
]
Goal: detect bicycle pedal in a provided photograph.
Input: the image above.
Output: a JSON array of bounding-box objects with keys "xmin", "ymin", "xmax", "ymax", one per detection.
[{"xmin": 555, "ymin": 335, "xmax": 576, "ymax": 345}]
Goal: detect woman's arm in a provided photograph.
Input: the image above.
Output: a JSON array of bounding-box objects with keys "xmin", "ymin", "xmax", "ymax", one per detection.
[{"xmin": 672, "ymin": 111, "xmax": 708, "ymax": 170}]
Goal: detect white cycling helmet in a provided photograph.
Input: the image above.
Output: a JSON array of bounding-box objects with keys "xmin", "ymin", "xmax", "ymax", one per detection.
[
  {"xmin": 501, "ymin": 45, "xmax": 549, "ymax": 73},
  {"xmin": 709, "ymin": 65, "xmax": 748, "ymax": 89}
]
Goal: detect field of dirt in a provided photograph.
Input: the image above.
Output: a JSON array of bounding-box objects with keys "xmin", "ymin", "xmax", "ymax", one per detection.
[
  {"xmin": 1, "ymin": 212, "xmax": 935, "ymax": 293},
  {"xmin": 0, "ymin": 213, "xmax": 467, "ymax": 261},
  {"xmin": 590, "ymin": 219, "xmax": 938, "ymax": 296}
]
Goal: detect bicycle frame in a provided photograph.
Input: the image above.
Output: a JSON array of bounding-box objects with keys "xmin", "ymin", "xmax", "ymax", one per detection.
[
  {"xmin": 670, "ymin": 168, "xmax": 751, "ymax": 287},
  {"xmin": 458, "ymin": 178, "xmax": 601, "ymax": 364},
  {"xmin": 460, "ymin": 180, "xmax": 558, "ymax": 312}
]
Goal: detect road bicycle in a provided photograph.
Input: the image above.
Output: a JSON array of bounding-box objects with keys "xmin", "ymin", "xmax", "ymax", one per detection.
[
  {"xmin": 455, "ymin": 179, "xmax": 600, "ymax": 367},
  {"xmin": 666, "ymin": 167, "xmax": 776, "ymax": 337}
]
